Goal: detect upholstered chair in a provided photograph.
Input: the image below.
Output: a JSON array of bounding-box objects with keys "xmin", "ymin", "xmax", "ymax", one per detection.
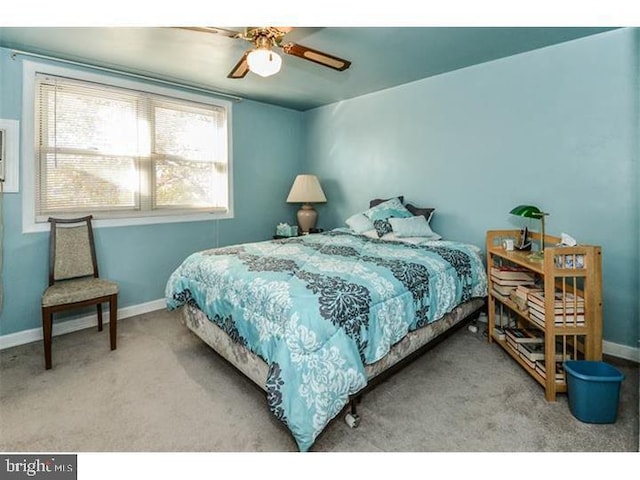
[{"xmin": 41, "ymin": 216, "xmax": 119, "ymax": 369}]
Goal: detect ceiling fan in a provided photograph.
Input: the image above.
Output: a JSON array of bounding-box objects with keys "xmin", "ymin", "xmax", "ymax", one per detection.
[{"xmin": 179, "ymin": 27, "xmax": 352, "ymax": 79}]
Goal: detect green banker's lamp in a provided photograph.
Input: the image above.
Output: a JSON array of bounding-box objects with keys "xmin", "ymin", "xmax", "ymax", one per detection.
[{"xmin": 509, "ymin": 204, "xmax": 549, "ymax": 259}]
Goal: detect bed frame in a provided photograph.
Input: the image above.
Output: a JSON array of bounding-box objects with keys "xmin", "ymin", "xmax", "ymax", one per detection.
[{"xmin": 180, "ymin": 297, "xmax": 485, "ymax": 433}]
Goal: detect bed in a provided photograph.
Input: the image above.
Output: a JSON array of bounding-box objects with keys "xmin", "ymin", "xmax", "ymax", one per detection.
[{"xmin": 165, "ymin": 198, "xmax": 488, "ymax": 451}]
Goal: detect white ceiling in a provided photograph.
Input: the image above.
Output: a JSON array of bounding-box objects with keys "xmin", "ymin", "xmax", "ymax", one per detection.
[{"xmin": 0, "ymin": 26, "xmax": 617, "ymax": 111}]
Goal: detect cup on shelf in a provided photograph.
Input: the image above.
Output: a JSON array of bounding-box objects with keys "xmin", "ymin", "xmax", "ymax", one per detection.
[{"xmin": 502, "ymin": 239, "xmax": 515, "ymax": 251}]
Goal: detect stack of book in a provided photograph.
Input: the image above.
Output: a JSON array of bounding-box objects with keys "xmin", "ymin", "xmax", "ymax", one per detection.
[
  {"xmin": 518, "ymin": 342, "xmax": 545, "ymax": 368},
  {"xmin": 490, "ymin": 266, "xmax": 536, "ymax": 298},
  {"xmin": 509, "ymin": 284, "xmax": 543, "ymax": 312},
  {"xmin": 528, "ymin": 291, "xmax": 585, "ymax": 327},
  {"xmin": 504, "ymin": 327, "xmax": 546, "ymax": 369},
  {"xmin": 535, "ymin": 360, "xmax": 567, "ymax": 383},
  {"xmin": 504, "ymin": 327, "xmax": 544, "ymax": 354},
  {"xmin": 504, "ymin": 328, "xmax": 572, "ymax": 369},
  {"xmin": 517, "ymin": 341, "xmax": 571, "ymax": 368}
]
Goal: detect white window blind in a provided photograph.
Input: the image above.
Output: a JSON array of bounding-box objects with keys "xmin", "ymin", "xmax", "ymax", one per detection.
[{"xmin": 35, "ymin": 74, "xmax": 229, "ymax": 221}]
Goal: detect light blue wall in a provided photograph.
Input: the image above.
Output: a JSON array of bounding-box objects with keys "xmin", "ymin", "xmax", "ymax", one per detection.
[
  {"xmin": 0, "ymin": 47, "xmax": 305, "ymax": 336},
  {"xmin": 2, "ymin": 29, "xmax": 638, "ymax": 351},
  {"xmin": 304, "ymin": 29, "xmax": 639, "ymax": 349}
]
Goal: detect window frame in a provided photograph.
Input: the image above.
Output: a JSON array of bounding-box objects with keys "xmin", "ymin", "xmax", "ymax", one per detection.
[{"xmin": 21, "ymin": 60, "xmax": 234, "ymax": 233}]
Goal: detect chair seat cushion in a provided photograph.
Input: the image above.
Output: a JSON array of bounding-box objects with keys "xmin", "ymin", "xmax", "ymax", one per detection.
[{"xmin": 42, "ymin": 277, "xmax": 118, "ymax": 307}]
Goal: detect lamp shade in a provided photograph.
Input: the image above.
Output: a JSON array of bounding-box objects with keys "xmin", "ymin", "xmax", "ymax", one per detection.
[
  {"xmin": 510, "ymin": 204, "xmax": 544, "ymax": 219},
  {"xmin": 286, "ymin": 175, "xmax": 327, "ymax": 204},
  {"xmin": 510, "ymin": 204, "xmax": 549, "ymax": 256}
]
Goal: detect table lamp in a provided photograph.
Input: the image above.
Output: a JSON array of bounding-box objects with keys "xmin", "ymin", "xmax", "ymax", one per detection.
[
  {"xmin": 509, "ymin": 204, "xmax": 549, "ymax": 259},
  {"xmin": 286, "ymin": 174, "xmax": 327, "ymax": 233}
]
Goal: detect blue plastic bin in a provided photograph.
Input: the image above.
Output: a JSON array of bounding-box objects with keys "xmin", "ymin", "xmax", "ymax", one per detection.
[{"xmin": 564, "ymin": 360, "xmax": 625, "ymax": 424}]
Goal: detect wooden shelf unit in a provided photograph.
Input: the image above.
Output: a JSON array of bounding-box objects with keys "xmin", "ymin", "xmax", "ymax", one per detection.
[{"xmin": 486, "ymin": 229, "xmax": 603, "ymax": 401}]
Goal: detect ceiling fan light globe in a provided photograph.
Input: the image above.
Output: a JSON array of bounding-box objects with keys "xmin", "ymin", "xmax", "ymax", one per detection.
[{"xmin": 247, "ymin": 49, "xmax": 282, "ymax": 77}]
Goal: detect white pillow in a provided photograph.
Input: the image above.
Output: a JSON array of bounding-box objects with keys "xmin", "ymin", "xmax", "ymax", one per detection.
[
  {"xmin": 361, "ymin": 229, "xmax": 379, "ymax": 239},
  {"xmin": 345, "ymin": 213, "xmax": 375, "ymax": 233},
  {"xmin": 388, "ymin": 216, "xmax": 442, "ymax": 240}
]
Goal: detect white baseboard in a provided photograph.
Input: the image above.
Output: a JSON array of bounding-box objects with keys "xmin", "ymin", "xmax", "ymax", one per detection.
[
  {"xmin": 1, "ymin": 299, "xmax": 638, "ymax": 364},
  {"xmin": 0, "ymin": 298, "xmax": 166, "ymax": 351},
  {"xmin": 603, "ymin": 339, "xmax": 640, "ymax": 363}
]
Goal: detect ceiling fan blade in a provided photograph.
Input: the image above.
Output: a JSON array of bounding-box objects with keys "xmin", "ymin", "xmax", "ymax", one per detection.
[
  {"xmin": 175, "ymin": 26, "xmax": 243, "ymax": 39},
  {"xmin": 282, "ymin": 42, "xmax": 351, "ymax": 71},
  {"xmin": 227, "ymin": 51, "xmax": 250, "ymax": 79}
]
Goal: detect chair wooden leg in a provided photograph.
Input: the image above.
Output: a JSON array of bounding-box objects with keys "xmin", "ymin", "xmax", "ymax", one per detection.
[
  {"xmin": 109, "ymin": 295, "xmax": 118, "ymax": 350},
  {"xmin": 97, "ymin": 303, "xmax": 103, "ymax": 331},
  {"xmin": 42, "ymin": 307, "xmax": 53, "ymax": 370}
]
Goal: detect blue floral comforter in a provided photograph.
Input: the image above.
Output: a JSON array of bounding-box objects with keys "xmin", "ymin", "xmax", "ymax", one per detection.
[{"xmin": 165, "ymin": 230, "xmax": 487, "ymax": 451}]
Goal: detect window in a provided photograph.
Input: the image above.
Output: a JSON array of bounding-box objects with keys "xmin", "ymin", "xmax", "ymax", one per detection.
[{"xmin": 31, "ymin": 72, "xmax": 231, "ymax": 224}]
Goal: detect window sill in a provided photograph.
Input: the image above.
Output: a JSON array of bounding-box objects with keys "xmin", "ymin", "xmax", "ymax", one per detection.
[{"xmin": 23, "ymin": 211, "xmax": 234, "ymax": 234}]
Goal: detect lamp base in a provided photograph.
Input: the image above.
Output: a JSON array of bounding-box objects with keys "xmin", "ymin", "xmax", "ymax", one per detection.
[{"xmin": 297, "ymin": 204, "xmax": 317, "ymax": 234}]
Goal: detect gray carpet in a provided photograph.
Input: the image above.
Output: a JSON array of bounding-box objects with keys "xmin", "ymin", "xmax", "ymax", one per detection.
[{"xmin": 0, "ymin": 308, "xmax": 638, "ymax": 453}]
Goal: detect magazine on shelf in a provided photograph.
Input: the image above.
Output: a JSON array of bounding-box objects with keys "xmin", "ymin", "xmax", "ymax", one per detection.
[
  {"xmin": 520, "ymin": 352, "xmax": 537, "ymax": 369},
  {"xmin": 528, "ymin": 301, "xmax": 585, "ymax": 315},
  {"xmin": 528, "ymin": 307, "xmax": 585, "ymax": 326},
  {"xmin": 504, "ymin": 328, "xmax": 544, "ymax": 350},
  {"xmin": 491, "ymin": 276, "xmax": 536, "ymax": 287},
  {"xmin": 535, "ymin": 360, "xmax": 567, "ymax": 383},
  {"xmin": 493, "ymin": 327, "xmax": 506, "ymax": 341},
  {"xmin": 504, "ymin": 327, "xmax": 544, "ymax": 342},
  {"xmin": 490, "ymin": 266, "xmax": 537, "ymax": 282},
  {"xmin": 528, "ymin": 291, "xmax": 584, "ymax": 308},
  {"xmin": 515, "ymin": 284, "xmax": 543, "ymax": 294},
  {"xmin": 519, "ymin": 342, "xmax": 572, "ymax": 363},
  {"xmin": 510, "ymin": 284, "xmax": 543, "ymax": 311},
  {"xmin": 517, "ymin": 342, "xmax": 546, "ymax": 361},
  {"xmin": 493, "ymin": 283, "xmax": 516, "ymax": 296}
]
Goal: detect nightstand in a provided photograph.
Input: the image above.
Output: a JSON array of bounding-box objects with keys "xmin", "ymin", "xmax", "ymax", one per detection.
[
  {"xmin": 273, "ymin": 228, "xmax": 323, "ymax": 240},
  {"xmin": 273, "ymin": 234, "xmax": 298, "ymax": 239}
]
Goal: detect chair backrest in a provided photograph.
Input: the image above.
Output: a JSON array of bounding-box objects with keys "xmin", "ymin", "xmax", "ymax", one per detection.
[{"xmin": 48, "ymin": 215, "xmax": 99, "ymax": 285}]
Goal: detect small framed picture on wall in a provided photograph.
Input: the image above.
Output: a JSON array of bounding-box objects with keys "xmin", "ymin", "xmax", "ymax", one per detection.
[{"xmin": 0, "ymin": 118, "xmax": 19, "ymax": 192}]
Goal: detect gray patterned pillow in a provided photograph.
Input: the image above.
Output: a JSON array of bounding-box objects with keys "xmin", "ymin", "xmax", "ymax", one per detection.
[
  {"xmin": 363, "ymin": 197, "xmax": 413, "ymax": 237},
  {"xmin": 369, "ymin": 196, "xmax": 404, "ymax": 208}
]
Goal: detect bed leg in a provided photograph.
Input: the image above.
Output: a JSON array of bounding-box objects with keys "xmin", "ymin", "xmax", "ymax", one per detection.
[{"xmin": 345, "ymin": 397, "xmax": 361, "ymax": 428}]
